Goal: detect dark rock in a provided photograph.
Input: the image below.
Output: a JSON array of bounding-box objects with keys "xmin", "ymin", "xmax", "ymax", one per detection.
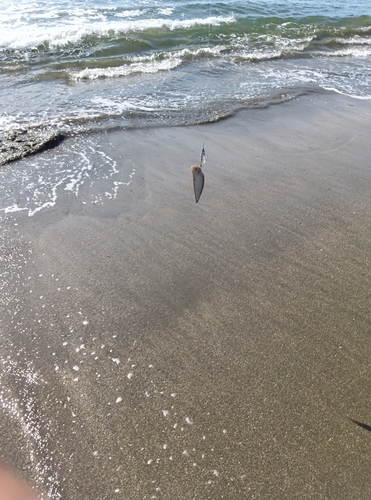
[{"xmin": 0, "ymin": 129, "xmax": 65, "ymax": 166}]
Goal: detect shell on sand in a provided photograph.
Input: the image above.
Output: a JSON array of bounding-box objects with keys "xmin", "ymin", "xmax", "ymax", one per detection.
[{"xmin": 191, "ymin": 165, "xmax": 205, "ymax": 203}]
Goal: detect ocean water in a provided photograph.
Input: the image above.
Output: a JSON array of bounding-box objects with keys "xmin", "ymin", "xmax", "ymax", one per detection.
[{"xmin": 1, "ymin": 0, "xmax": 371, "ymax": 166}]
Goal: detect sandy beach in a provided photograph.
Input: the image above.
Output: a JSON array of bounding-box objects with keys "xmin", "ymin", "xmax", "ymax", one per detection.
[{"xmin": 1, "ymin": 92, "xmax": 371, "ymax": 499}]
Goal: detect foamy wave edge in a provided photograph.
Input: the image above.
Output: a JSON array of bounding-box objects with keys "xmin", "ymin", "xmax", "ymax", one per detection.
[
  {"xmin": 70, "ymin": 45, "xmax": 226, "ymax": 81},
  {"xmin": 71, "ymin": 58, "xmax": 182, "ymax": 81},
  {"xmin": 0, "ymin": 15, "xmax": 236, "ymax": 51}
]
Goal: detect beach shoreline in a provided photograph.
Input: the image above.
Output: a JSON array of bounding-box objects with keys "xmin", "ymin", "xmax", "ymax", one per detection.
[{"xmin": 1, "ymin": 92, "xmax": 371, "ymax": 499}]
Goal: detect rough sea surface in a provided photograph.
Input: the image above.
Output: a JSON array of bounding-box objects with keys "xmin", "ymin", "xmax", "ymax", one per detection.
[{"xmin": 1, "ymin": 0, "xmax": 371, "ymax": 164}]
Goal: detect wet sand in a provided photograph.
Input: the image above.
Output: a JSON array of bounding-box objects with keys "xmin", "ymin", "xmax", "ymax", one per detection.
[{"xmin": 1, "ymin": 93, "xmax": 371, "ymax": 499}]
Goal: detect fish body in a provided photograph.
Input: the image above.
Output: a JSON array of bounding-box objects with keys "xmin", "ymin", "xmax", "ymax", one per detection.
[
  {"xmin": 191, "ymin": 165, "xmax": 205, "ymax": 203},
  {"xmin": 191, "ymin": 144, "xmax": 206, "ymax": 203}
]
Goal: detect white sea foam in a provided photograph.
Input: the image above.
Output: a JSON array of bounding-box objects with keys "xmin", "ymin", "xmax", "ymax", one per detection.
[
  {"xmin": 0, "ymin": 15, "xmax": 236, "ymax": 51},
  {"xmin": 71, "ymin": 43, "xmax": 228, "ymax": 81},
  {"xmin": 113, "ymin": 10, "xmax": 143, "ymax": 19},
  {"xmin": 314, "ymin": 46, "xmax": 371, "ymax": 58},
  {"xmin": 158, "ymin": 8, "xmax": 174, "ymax": 16},
  {"xmin": 322, "ymin": 87, "xmax": 371, "ymax": 99},
  {"xmin": 0, "ymin": 136, "xmax": 138, "ymax": 217},
  {"xmin": 72, "ymin": 58, "xmax": 182, "ymax": 81},
  {"xmin": 230, "ymin": 34, "xmax": 312, "ymax": 62},
  {"xmin": 90, "ymin": 96, "xmax": 160, "ymax": 113},
  {"xmin": 335, "ymin": 35, "xmax": 371, "ymax": 45}
]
